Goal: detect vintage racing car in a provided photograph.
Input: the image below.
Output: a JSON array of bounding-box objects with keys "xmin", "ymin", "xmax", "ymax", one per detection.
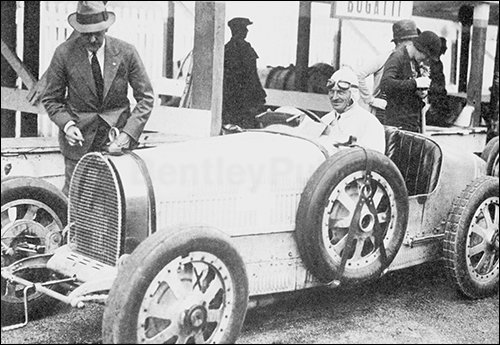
[{"xmin": 1, "ymin": 108, "xmax": 499, "ymax": 343}]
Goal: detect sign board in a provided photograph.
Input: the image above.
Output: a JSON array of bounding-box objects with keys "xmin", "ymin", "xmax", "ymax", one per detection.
[{"xmin": 331, "ymin": 1, "xmax": 414, "ymax": 22}]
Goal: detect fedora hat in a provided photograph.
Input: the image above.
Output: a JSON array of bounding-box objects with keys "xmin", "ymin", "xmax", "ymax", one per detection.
[
  {"xmin": 68, "ymin": 1, "xmax": 116, "ymax": 33},
  {"xmin": 391, "ymin": 19, "xmax": 418, "ymax": 42}
]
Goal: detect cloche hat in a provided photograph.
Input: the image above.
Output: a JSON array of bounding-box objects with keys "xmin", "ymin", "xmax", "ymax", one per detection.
[
  {"xmin": 68, "ymin": 1, "xmax": 116, "ymax": 33},
  {"xmin": 413, "ymin": 31, "xmax": 442, "ymax": 61}
]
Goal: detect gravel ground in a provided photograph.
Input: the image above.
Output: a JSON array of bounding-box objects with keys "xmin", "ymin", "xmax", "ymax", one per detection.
[{"xmin": 1, "ymin": 261, "xmax": 499, "ymax": 344}]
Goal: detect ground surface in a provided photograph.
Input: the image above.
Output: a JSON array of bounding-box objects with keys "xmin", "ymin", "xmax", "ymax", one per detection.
[{"xmin": 1, "ymin": 261, "xmax": 498, "ymax": 344}]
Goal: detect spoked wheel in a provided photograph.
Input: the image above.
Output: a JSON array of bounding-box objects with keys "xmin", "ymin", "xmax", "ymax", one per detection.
[
  {"xmin": 296, "ymin": 148, "xmax": 409, "ymax": 285},
  {"xmin": 444, "ymin": 176, "xmax": 499, "ymax": 299},
  {"xmin": 485, "ymin": 140, "xmax": 499, "ymax": 177},
  {"xmin": 103, "ymin": 226, "xmax": 249, "ymax": 344},
  {"xmin": 1, "ymin": 177, "xmax": 68, "ymax": 321}
]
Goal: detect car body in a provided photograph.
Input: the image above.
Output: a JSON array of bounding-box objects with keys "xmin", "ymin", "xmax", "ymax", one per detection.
[{"xmin": 2, "ymin": 111, "xmax": 499, "ymax": 343}]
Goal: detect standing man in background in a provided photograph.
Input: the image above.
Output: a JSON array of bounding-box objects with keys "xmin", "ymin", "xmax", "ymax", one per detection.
[
  {"xmin": 42, "ymin": 1, "xmax": 155, "ymax": 196},
  {"xmin": 222, "ymin": 17, "xmax": 267, "ymax": 129},
  {"xmin": 380, "ymin": 30, "xmax": 441, "ymax": 133},
  {"xmin": 356, "ymin": 19, "xmax": 419, "ymax": 124}
]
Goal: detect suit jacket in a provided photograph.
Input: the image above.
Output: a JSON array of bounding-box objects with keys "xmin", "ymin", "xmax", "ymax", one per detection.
[
  {"xmin": 380, "ymin": 46, "xmax": 424, "ymax": 132},
  {"xmin": 42, "ymin": 35, "xmax": 155, "ymax": 160}
]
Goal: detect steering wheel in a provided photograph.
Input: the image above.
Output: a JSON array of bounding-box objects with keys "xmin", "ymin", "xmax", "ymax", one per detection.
[{"xmin": 285, "ymin": 108, "xmax": 324, "ymax": 124}]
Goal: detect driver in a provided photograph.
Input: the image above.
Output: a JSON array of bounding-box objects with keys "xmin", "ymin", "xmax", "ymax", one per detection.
[{"xmin": 318, "ymin": 66, "xmax": 386, "ymax": 154}]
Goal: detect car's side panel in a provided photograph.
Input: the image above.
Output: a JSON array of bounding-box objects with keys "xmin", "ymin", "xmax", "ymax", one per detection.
[{"xmin": 130, "ymin": 132, "xmax": 328, "ymax": 237}]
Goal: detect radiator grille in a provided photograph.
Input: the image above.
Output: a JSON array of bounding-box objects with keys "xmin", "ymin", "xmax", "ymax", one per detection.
[{"xmin": 68, "ymin": 153, "xmax": 122, "ymax": 267}]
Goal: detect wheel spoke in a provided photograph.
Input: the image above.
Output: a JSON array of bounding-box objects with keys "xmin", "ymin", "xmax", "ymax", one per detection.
[
  {"xmin": 336, "ymin": 190, "xmax": 356, "ymax": 214},
  {"xmin": 45, "ymin": 220, "xmax": 61, "ymax": 234},
  {"xmin": 203, "ymin": 276, "xmax": 223, "ymax": 302},
  {"xmin": 1, "ymin": 210, "xmax": 13, "ymax": 228},
  {"xmin": 23, "ymin": 204, "xmax": 39, "ymax": 221},
  {"xmin": 206, "ymin": 307, "xmax": 224, "ymax": 323},
  {"xmin": 468, "ymin": 241, "xmax": 486, "ymax": 257},
  {"xmin": 470, "ymin": 223, "xmax": 487, "ymax": 239},
  {"xmin": 372, "ymin": 185, "xmax": 384, "ymax": 209},
  {"xmin": 330, "ymin": 216, "xmax": 351, "ymax": 228},
  {"xmin": 474, "ymin": 251, "xmax": 491, "ymax": 272},
  {"xmin": 350, "ymin": 238, "xmax": 365, "ymax": 260},
  {"xmin": 332, "ymin": 233, "xmax": 348, "ymax": 252},
  {"xmin": 193, "ymin": 331, "xmax": 207, "ymax": 344},
  {"xmin": 164, "ymin": 270, "xmax": 189, "ymax": 301},
  {"xmin": 482, "ymin": 207, "xmax": 495, "ymax": 229},
  {"xmin": 142, "ymin": 323, "xmax": 181, "ymax": 344}
]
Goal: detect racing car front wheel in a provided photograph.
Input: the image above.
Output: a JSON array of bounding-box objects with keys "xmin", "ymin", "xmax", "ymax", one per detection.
[
  {"xmin": 102, "ymin": 225, "xmax": 249, "ymax": 344},
  {"xmin": 1, "ymin": 177, "xmax": 67, "ymax": 323},
  {"xmin": 443, "ymin": 176, "xmax": 499, "ymax": 299},
  {"xmin": 296, "ymin": 147, "xmax": 409, "ymax": 286}
]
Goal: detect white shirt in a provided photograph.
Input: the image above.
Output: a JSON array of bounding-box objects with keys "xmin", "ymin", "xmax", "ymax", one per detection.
[
  {"xmin": 318, "ymin": 103, "xmax": 386, "ymax": 154},
  {"xmin": 65, "ymin": 40, "xmax": 106, "ymax": 133},
  {"xmin": 87, "ymin": 39, "xmax": 106, "ymax": 75},
  {"xmin": 356, "ymin": 48, "xmax": 393, "ymax": 113}
]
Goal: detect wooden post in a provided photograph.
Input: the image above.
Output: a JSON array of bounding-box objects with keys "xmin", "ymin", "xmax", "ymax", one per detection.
[
  {"xmin": 191, "ymin": 1, "xmax": 225, "ymax": 136},
  {"xmin": 295, "ymin": 1, "xmax": 311, "ymax": 92},
  {"xmin": 1, "ymin": 1, "xmax": 17, "ymax": 138},
  {"xmin": 164, "ymin": 1, "xmax": 175, "ymax": 79},
  {"xmin": 458, "ymin": 5, "xmax": 473, "ymax": 93},
  {"xmin": 21, "ymin": 1, "xmax": 40, "ymax": 137},
  {"xmin": 467, "ymin": 3, "xmax": 489, "ymax": 127}
]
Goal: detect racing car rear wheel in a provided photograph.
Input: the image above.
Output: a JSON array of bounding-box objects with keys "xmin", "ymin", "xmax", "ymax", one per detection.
[
  {"xmin": 102, "ymin": 225, "xmax": 249, "ymax": 344},
  {"xmin": 480, "ymin": 136, "xmax": 499, "ymax": 161},
  {"xmin": 485, "ymin": 140, "xmax": 499, "ymax": 177},
  {"xmin": 1, "ymin": 177, "xmax": 67, "ymax": 322},
  {"xmin": 443, "ymin": 176, "xmax": 499, "ymax": 299},
  {"xmin": 296, "ymin": 148, "xmax": 409, "ymax": 286}
]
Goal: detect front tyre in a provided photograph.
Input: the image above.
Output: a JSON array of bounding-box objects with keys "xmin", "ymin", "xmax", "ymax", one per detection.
[
  {"xmin": 295, "ymin": 148, "xmax": 409, "ymax": 285},
  {"xmin": 443, "ymin": 176, "xmax": 499, "ymax": 299},
  {"xmin": 103, "ymin": 226, "xmax": 249, "ymax": 344},
  {"xmin": 1, "ymin": 177, "xmax": 67, "ymax": 322}
]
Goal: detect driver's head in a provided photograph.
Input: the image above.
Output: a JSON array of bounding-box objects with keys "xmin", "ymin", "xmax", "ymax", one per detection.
[{"xmin": 326, "ymin": 67, "xmax": 359, "ymax": 114}]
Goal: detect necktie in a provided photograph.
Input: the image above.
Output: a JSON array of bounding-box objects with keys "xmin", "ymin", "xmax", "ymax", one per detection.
[{"xmin": 91, "ymin": 52, "xmax": 104, "ymax": 104}]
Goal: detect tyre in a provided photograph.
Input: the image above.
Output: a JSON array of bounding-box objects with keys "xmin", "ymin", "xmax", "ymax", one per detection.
[
  {"xmin": 102, "ymin": 225, "xmax": 249, "ymax": 344},
  {"xmin": 295, "ymin": 148, "xmax": 409, "ymax": 286},
  {"xmin": 485, "ymin": 140, "xmax": 499, "ymax": 177},
  {"xmin": 1, "ymin": 177, "xmax": 68, "ymax": 322},
  {"xmin": 443, "ymin": 176, "xmax": 499, "ymax": 299},
  {"xmin": 480, "ymin": 136, "xmax": 499, "ymax": 161}
]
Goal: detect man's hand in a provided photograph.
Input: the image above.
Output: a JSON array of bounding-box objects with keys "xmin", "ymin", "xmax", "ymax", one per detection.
[
  {"xmin": 415, "ymin": 76, "xmax": 431, "ymax": 89},
  {"xmin": 370, "ymin": 98, "xmax": 387, "ymax": 110},
  {"xmin": 65, "ymin": 125, "xmax": 84, "ymax": 147},
  {"xmin": 107, "ymin": 131, "xmax": 132, "ymax": 155}
]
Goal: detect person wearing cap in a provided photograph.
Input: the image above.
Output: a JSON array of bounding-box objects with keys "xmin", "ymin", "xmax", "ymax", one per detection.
[
  {"xmin": 42, "ymin": 1, "xmax": 155, "ymax": 196},
  {"xmin": 355, "ymin": 19, "xmax": 419, "ymax": 124},
  {"xmin": 318, "ymin": 66, "xmax": 386, "ymax": 154},
  {"xmin": 222, "ymin": 17, "xmax": 267, "ymax": 129},
  {"xmin": 380, "ymin": 30, "xmax": 441, "ymax": 133}
]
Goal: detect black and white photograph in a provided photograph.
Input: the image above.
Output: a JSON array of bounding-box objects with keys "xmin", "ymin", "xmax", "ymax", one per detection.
[{"xmin": 1, "ymin": 1, "xmax": 499, "ymax": 343}]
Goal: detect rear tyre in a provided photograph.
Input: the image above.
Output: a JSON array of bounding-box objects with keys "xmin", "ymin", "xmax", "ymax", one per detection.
[
  {"xmin": 443, "ymin": 176, "xmax": 499, "ymax": 299},
  {"xmin": 485, "ymin": 140, "xmax": 499, "ymax": 177}
]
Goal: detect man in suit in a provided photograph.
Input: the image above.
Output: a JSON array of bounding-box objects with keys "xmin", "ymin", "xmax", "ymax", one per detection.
[{"xmin": 42, "ymin": 1, "xmax": 155, "ymax": 196}]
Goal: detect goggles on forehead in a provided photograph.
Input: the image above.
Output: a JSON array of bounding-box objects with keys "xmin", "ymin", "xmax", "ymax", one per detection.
[{"xmin": 326, "ymin": 79, "xmax": 358, "ymax": 91}]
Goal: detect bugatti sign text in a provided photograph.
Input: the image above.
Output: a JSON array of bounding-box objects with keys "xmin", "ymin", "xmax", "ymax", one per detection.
[{"xmin": 331, "ymin": 1, "xmax": 414, "ymax": 22}]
